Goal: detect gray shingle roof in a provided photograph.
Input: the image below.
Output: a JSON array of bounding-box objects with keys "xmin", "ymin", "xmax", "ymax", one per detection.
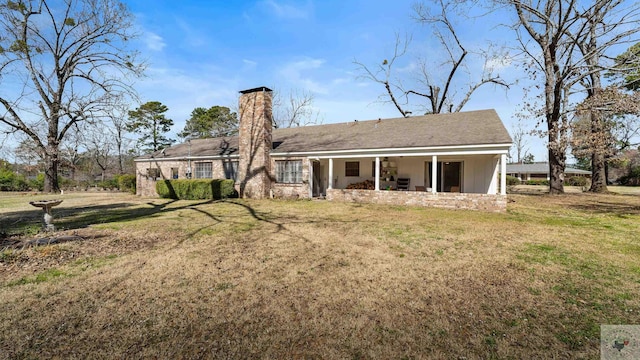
[
  {"xmin": 137, "ymin": 109, "xmax": 511, "ymax": 160},
  {"xmin": 507, "ymin": 163, "xmax": 591, "ymax": 175}
]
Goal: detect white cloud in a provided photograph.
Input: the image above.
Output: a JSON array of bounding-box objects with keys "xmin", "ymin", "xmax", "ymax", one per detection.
[
  {"xmin": 484, "ymin": 55, "xmax": 513, "ymax": 72},
  {"xmin": 242, "ymin": 59, "xmax": 258, "ymax": 69},
  {"xmin": 175, "ymin": 19, "xmax": 208, "ymax": 48},
  {"xmin": 134, "ymin": 66, "xmax": 242, "ymax": 138},
  {"xmin": 261, "ymin": 0, "xmax": 311, "ymax": 19},
  {"xmin": 278, "ymin": 58, "xmax": 328, "ymax": 94},
  {"xmin": 143, "ymin": 32, "xmax": 166, "ymax": 51}
]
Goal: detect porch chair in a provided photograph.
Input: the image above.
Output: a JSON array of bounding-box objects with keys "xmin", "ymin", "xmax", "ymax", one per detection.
[
  {"xmin": 396, "ymin": 178, "xmax": 410, "ymax": 191},
  {"xmin": 415, "ymin": 185, "xmax": 426, "ymax": 192}
]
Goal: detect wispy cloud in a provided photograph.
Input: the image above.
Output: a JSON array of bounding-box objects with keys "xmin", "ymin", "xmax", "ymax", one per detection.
[
  {"xmin": 484, "ymin": 55, "xmax": 513, "ymax": 73},
  {"xmin": 242, "ymin": 59, "xmax": 258, "ymax": 69},
  {"xmin": 175, "ymin": 18, "xmax": 208, "ymax": 48},
  {"xmin": 278, "ymin": 57, "xmax": 328, "ymax": 94},
  {"xmin": 261, "ymin": 0, "xmax": 311, "ymax": 19},
  {"xmin": 143, "ymin": 32, "xmax": 166, "ymax": 51}
]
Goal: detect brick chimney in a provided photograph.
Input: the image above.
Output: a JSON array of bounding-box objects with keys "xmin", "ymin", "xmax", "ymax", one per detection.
[{"xmin": 237, "ymin": 86, "xmax": 273, "ymax": 199}]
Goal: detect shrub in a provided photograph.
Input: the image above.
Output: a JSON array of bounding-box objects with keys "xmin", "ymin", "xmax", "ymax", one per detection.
[
  {"xmin": 97, "ymin": 179, "xmax": 118, "ymax": 190},
  {"xmin": 156, "ymin": 179, "xmax": 237, "ymax": 200},
  {"xmin": 506, "ymin": 175, "xmax": 520, "ymax": 186},
  {"xmin": 117, "ymin": 174, "xmax": 136, "ymax": 194},
  {"xmin": 566, "ymin": 176, "xmax": 588, "ymax": 187},
  {"xmin": 29, "ymin": 173, "xmax": 44, "ymax": 191},
  {"xmin": 0, "ymin": 170, "xmax": 28, "ymax": 191},
  {"xmin": 618, "ymin": 166, "xmax": 640, "ymax": 185},
  {"xmin": 525, "ymin": 179, "xmax": 549, "ymax": 186}
]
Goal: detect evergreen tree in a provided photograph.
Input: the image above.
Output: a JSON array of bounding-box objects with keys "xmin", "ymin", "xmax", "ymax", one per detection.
[
  {"xmin": 178, "ymin": 106, "xmax": 238, "ymax": 140},
  {"xmin": 127, "ymin": 101, "xmax": 175, "ymax": 152}
]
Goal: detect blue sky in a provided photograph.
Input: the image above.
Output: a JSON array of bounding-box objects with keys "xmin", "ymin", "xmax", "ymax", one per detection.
[{"xmin": 122, "ymin": 0, "xmax": 546, "ymax": 159}]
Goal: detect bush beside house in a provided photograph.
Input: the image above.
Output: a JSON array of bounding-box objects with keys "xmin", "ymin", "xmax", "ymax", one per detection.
[{"xmin": 156, "ymin": 179, "xmax": 237, "ymax": 200}]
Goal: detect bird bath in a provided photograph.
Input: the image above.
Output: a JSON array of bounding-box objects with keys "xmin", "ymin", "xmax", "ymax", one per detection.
[{"xmin": 29, "ymin": 199, "xmax": 63, "ymax": 231}]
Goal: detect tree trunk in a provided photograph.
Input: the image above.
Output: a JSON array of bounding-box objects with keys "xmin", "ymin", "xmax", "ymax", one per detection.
[
  {"xmin": 590, "ymin": 152, "xmax": 607, "ymax": 192},
  {"xmin": 548, "ymin": 148, "xmax": 565, "ymax": 195},
  {"xmin": 43, "ymin": 151, "xmax": 60, "ymax": 193}
]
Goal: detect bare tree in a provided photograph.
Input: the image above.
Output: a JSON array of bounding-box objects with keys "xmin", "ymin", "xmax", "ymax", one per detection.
[
  {"xmin": 272, "ymin": 89, "xmax": 322, "ymax": 128},
  {"xmin": 86, "ymin": 127, "xmax": 112, "ymax": 182},
  {"xmin": 509, "ymin": 121, "xmax": 532, "ymax": 163},
  {"xmin": 106, "ymin": 98, "xmax": 134, "ymax": 174},
  {"xmin": 505, "ymin": 0, "xmax": 640, "ymax": 194},
  {"xmin": 355, "ymin": 0, "xmax": 509, "ymax": 117},
  {"xmin": 573, "ymin": 1, "xmax": 640, "ymax": 192},
  {"xmin": 0, "ymin": 0, "xmax": 143, "ymax": 192},
  {"xmin": 59, "ymin": 125, "xmax": 85, "ymax": 181}
]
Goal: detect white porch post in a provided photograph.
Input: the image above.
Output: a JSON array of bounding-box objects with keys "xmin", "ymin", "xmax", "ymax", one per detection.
[
  {"xmin": 308, "ymin": 159, "xmax": 314, "ymax": 198},
  {"xmin": 431, "ymin": 155, "xmax": 437, "ymax": 193},
  {"xmin": 328, "ymin": 158, "xmax": 334, "ymax": 189},
  {"xmin": 375, "ymin": 156, "xmax": 380, "ymax": 191},
  {"xmin": 489, "ymin": 157, "xmax": 499, "ymax": 194},
  {"xmin": 500, "ymin": 154, "xmax": 507, "ymax": 195}
]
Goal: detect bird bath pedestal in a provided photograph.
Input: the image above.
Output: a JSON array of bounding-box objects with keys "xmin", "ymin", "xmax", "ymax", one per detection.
[{"xmin": 29, "ymin": 200, "xmax": 63, "ymax": 231}]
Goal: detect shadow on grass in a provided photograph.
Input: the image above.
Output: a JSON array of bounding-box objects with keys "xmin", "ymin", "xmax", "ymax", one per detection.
[
  {"xmin": 567, "ymin": 199, "xmax": 640, "ymax": 216},
  {"xmin": 1, "ymin": 197, "xmax": 379, "ymax": 247},
  {"xmin": 0, "ymin": 201, "xmax": 183, "ymax": 237}
]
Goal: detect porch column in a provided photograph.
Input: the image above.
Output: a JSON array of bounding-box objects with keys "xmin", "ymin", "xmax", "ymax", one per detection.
[
  {"xmin": 500, "ymin": 154, "xmax": 507, "ymax": 195},
  {"xmin": 375, "ymin": 156, "xmax": 380, "ymax": 191},
  {"xmin": 309, "ymin": 159, "xmax": 314, "ymax": 198},
  {"xmin": 328, "ymin": 158, "xmax": 334, "ymax": 189},
  {"xmin": 431, "ymin": 155, "xmax": 437, "ymax": 193},
  {"xmin": 489, "ymin": 157, "xmax": 499, "ymax": 194}
]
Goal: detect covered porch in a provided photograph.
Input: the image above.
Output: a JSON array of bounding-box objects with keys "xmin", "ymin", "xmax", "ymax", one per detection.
[{"xmin": 304, "ymin": 148, "xmax": 508, "ymax": 212}]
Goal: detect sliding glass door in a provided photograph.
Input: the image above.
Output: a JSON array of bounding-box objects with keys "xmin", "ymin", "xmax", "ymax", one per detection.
[{"xmin": 425, "ymin": 161, "xmax": 462, "ymax": 192}]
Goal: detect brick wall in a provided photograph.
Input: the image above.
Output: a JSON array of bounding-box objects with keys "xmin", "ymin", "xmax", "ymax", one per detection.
[
  {"xmin": 326, "ymin": 189, "xmax": 507, "ymax": 212},
  {"xmin": 269, "ymin": 156, "xmax": 310, "ymax": 199},
  {"xmin": 135, "ymin": 159, "xmax": 228, "ymax": 197}
]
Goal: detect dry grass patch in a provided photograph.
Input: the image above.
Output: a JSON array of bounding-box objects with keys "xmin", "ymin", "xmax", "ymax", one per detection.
[{"xmin": 1, "ymin": 192, "xmax": 640, "ymax": 358}]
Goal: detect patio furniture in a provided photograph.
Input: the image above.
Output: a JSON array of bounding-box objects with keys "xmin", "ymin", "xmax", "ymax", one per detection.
[{"xmin": 396, "ymin": 178, "xmax": 410, "ymax": 191}]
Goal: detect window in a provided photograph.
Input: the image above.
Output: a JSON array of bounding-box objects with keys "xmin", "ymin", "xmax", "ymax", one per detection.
[
  {"xmin": 224, "ymin": 161, "xmax": 238, "ymax": 181},
  {"xmin": 171, "ymin": 168, "xmax": 179, "ymax": 179},
  {"xmin": 345, "ymin": 161, "xmax": 360, "ymax": 177},
  {"xmin": 276, "ymin": 160, "xmax": 302, "ymax": 184},
  {"xmin": 146, "ymin": 168, "xmax": 160, "ymax": 180},
  {"xmin": 194, "ymin": 162, "xmax": 212, "ymax": 179}
]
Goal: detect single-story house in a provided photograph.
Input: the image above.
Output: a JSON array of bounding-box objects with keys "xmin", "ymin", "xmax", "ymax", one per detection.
[
  {"xmin": 135, "ymin": 87, "xmax": 513, "ymax": 212},
  {"xmin": 506, "ymin": 163, "xmax": 591, "ymax": 181}
]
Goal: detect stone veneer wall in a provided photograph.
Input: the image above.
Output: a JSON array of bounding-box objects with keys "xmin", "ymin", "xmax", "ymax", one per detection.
[
  {"xmin": 136, "ymin": 159, "xmax": 227, "ymax": 197},
  {"xmin": 326, "ymin": 189, "xmax": 507, "ymax": 212},
  {"xmin": 270, "ymin": 157, "xmax": 310, "ymax": 199},
  {"xmin": 237, "ymin": 88, "xmax": 273, "ymax": 199}
]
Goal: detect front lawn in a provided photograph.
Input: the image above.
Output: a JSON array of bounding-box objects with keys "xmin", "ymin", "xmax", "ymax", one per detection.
[{"xmin": 1, "ymin": 192, "xmax": 639, "ymax": 358}]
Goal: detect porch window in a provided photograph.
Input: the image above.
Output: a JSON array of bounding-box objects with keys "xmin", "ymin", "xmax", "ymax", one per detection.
[
  {"xmin": 223, "ymin": 161, "xmax": 238, "ymax": 181},
  {"xmin": 194, "ymin": 162, "xmax": 213, "ymax": 179},
  {"xmin": 276, "ymin": 160, "xmax": 302, "ymax": 184},
  {"xmin": 345, "ymin": 161, "xmax": 360, "ymax": 177}
]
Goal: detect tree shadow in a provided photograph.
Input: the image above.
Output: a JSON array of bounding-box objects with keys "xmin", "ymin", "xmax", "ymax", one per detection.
[
  {"xmin": 1, "ymin": 195, "xmax": 378, "ymax": 248},
  {"xmin": 567, "ymin": 199, "xmax": 640, "ymax": 216}
]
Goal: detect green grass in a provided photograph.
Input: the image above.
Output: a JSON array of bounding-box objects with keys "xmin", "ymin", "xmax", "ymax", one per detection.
[{"xmin": 1, "ymin": 191, "xmax": 640, "ymax": 358}]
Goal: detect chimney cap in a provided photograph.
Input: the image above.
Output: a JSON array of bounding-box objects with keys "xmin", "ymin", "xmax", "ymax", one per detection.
[{"xmin": 239, "ymin": 86, "xmax": 273, "ymax": 94}]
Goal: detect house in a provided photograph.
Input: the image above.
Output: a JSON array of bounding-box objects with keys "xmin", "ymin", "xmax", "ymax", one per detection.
[
  {"xmin": 135, "ymin": 87, "xmax": 513, "ymax": 212},
  {"xmin": 506, "ymin": 163, "xmax": 591, "ymax": 181}
]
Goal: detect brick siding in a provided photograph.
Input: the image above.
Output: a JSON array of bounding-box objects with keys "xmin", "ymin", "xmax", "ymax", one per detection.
[{"xmin": 326, "ymin": 189, "xmax": 507, "ymax": 212}]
